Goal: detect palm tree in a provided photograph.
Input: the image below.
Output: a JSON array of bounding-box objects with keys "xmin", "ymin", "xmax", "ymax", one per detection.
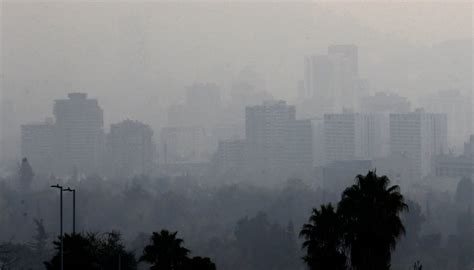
[
  {"xmin": 140, "ymin": 230, "xmax": 190, "ymax": 270},
  {"xmin": 300, "ymin": 204, "xmax": 347, "ymax": 270},
  {"xmin": 338, "ymin": 171, "xmax": 407, "ymax": 270},
  {"xmin": 185, "ymin": 257, "xmax": 216, "ymax": 270}
]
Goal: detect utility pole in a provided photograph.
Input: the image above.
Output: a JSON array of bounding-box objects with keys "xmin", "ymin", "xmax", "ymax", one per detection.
[
  {"xmin": 51, "ymin": 184, "xmax": 64, "ymax": 270},
  {"xmin": 118, "ymin": 253, "xmax": 122, "ymax": 270},
  {"xmin": 64, "ymin": 187, "xmax": 76, "ymax": 234}
]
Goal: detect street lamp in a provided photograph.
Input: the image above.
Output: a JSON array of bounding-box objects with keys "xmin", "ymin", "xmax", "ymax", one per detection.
[
  {"xmin": 64, "ymin": 187, "xmax": 76, "ymax": 234},
  {"xmin": 51, "ymin": 184, "xmax": 64, "ymax": 270}
]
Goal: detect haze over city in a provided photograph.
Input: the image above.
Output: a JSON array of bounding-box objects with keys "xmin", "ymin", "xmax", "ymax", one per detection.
[{"xmin": 0, "ymin": 1, "xmax": 473, "ymax": 270}]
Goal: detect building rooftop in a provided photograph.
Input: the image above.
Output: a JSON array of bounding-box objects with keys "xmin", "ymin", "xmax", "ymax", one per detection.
[{"xmin": 68, "ymin": 93, "xmax": 88, "ymax": 100}]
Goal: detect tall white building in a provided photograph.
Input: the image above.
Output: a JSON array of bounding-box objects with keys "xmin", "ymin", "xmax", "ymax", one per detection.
[
  {"xmin": 21, "ymin": 118, "xmax": 54, "ymax": 175},
  {"xmin": 53, "ymin": 93, "xmax": 104, "ymax": 175},
  {"xmin": 359, "ymin": 92, "xmax": 412, "ymax": 160},
  {"xmin": 324, "ymin": 111, "xmax": 369, "ymax": 163},
  {"xmin": 390, "ymin": 109, "xmax": 448, "ymax": 179},
  {"xmin": 324, "ymin": 111, "xmax": 389, "ymax": 164},
  {"xmin": 366, "ymin": 113, "xmax": 391, "ymax": 159},
  {"xmin": 328, "ymin": 44, "xmax": 360, "ymax": 111}
]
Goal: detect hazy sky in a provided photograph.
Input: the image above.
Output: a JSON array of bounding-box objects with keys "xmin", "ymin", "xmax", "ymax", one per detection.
[{"xmin": 1, "ymin": 1, "xmax": 472, "ymax": 130}]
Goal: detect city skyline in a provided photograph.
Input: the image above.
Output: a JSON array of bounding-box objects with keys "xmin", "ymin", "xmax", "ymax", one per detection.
[
  {"xmin": 1, "ymin": 2, "xmax": 471, "ymax": 148},
  {"xmin": 0, "ymin": 2, "xmax": 473, "ymax": 269},
  {"xmin": 13, "ymin": 89, "xmax": 460, "ymax": 185}
]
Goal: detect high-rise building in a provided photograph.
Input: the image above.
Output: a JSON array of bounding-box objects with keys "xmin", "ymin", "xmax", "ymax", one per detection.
[
  {"xmin": 301, "ymin": 44, "xmax": 363, "ymax": 116},
  {"xmin": 20, "ymin": 118, "xmax": 54, "ymax": 175},
  {"xmin": 434, "ymin": 135, "xmax": 474, "ymax": 179},
  {"xmin": 420, "ymin": 90, "xmax": 472, "ymax": 153},
  {"xmin": 324, "ymin": 111, "xmax": 389, "ymax": 164},
  {"xmin": 464, "ymin": 135, "xmax": 474, "ymax": 157},
  {"xmin": 360, "ymin": 92, "xmax": 411, "ymax": 114},
  {"xmin": 168, "ymin": 83, "xmax": 222, "ymax": 129},
  {"xmin": 246, "ymin": 100, "xmax": 296, "ymax": 170},
  {"xmin": 245, "ymin": 100, "xmax": 313, "ymax": 173},
  {"xmin": 328, "ymin": 45, "xmax": 360, "ymax": 111},
  {"xmin": 0, "ymin": 35, "xmax": 3, "ymax": 165},
  {"xmin": 328, "ymin": 44, "xmax": 358, "ymax": 76},
  {"xmin": 1, "ymin": 98, "xmax": 19, "ymax": 163},
  {"xmin": 324, "ymin": 111, "xmax": 369, "ymax": 163},
  {"xmin": 159, "ymin": 126, "xmax": 210, "ymax": 165},
  {"xmin": 390, "ymin": 109, "xmax": 448, "ymax": 179},
  {"xmin": 53, "ymin": 93, "xmax": 104, "ymax": 175},
  {"xmin": 231, "ymin": 67, "xmax": 269, "ymax": 108},
  {"xmin": 214, "ymin": 139, "xmax": 246, "ymax": 173},
  {"xmin": 358, "ymin": 92, "xmax": 411, "ymax": 160},
  {"xmin": 286, "ymin": 119, "xmax": 313, "ymax": 170},
  {"xmin": 311, "ymin": 117, "xmax": 325, "ymax": 167},
  {"xmin": 366, "ymin": 113, "xmax": 390, "ymax": 159},
  {"xmin": 166, "ymin": 83, "xmax": 227, "ymax": 162},
  {"xmin": 303, "ymin": 55, "xmax": 333, "ymax": 103},
  {"xmin": 105, "ymin": 120, "xmax": 155, "ymax": 177}
]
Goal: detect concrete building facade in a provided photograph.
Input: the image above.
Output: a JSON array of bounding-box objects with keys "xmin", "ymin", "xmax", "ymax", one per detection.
[
  {"xmin": 53, "ymin": 93, "xmax": 104, "ymax": 175},
  {"xmin": 21, "ymin": 118, "xmax": 54, "ymax": 175},
  {"xmin": 245, "ymin": 100, "xmax": 313, "ymax": 173},
  {"xmin": 390, "ymin": 109, "xmax": 448, "ymax": 179},
  {"xmin": 105, "ymin": 120, "xmax": 155, "ymax": 177}
]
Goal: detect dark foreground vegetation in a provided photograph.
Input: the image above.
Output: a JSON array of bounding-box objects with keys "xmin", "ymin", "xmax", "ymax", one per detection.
[{"xmin": 0, "ymin": 167, "xmax": 473, "ymax": 269}]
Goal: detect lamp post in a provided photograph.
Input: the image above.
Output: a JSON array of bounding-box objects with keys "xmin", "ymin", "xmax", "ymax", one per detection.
[
  {"xmin": 64, "ymin": 187, "xmax": 76, "ymax": 234},
  {"xmin": 51, "ymin": 184, "xmax": 64, "ymax": 270}
]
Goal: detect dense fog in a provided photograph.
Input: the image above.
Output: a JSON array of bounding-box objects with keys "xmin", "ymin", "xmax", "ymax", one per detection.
[{"xmin": 0, "ymin": 1, "xmax": 473, "ymax": 270}]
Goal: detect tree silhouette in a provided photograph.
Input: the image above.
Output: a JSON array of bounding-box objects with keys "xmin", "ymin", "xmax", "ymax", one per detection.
[
  {"xmin": 338, "ymin": 171, "xmax": 407, "ymax": 270},
  {"xmin": 392, "ymin": 200, "xmax": 425, "ymax": 268},
  {"xmin": 98, "ymin": 232, "xmax": 138, "ymax": 270},
  {"xmin": 44, "ymin": 232, "xmax": 137, "ymax": 270},
  {"xmin": 140, "ymin": 230, "xmax": 190, "ymax": 270},
  {"xmin": 0, "ymin": 242, "xmax": 36, "ymax": 270},
  {"xmin": 454, "ymin": 209, "xmax": 474, "ymax": 270},
  {"xmin": 18, "ymin": 158, "xmax": 34, "ymax": 189},
  {"xmin": 455, "ymin": 177, "xmax": 473, "ymax": 210},
  {"xmin": 45, "ymin": 233, "xmax": 100, "ymax": 270},
  {"xmin": 185, "ymin": 256, "xmax": 216, "ymax": 270},
  {"xmin": 234, "ymin": 212, "xmax": 298, "ymax": 270},
  {"xmin": 0, "ymin": 242, "xmax": 19, "ymax": 269},
  {"xmin": 300, "ymin": 204, "xmax": 347, "ymax": 270},
  {"xmin": 413, "ymin": 261, "xmax": 423, "ymax": 270},
  {"xmin": 30, "ymin": 219, "xmax": 48, "ymax": 255}
]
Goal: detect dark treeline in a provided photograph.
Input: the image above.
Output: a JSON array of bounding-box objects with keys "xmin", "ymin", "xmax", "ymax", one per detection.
[{"xmin": 0, "ymin": 164, "xmax": 473, "ymax": 269}]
